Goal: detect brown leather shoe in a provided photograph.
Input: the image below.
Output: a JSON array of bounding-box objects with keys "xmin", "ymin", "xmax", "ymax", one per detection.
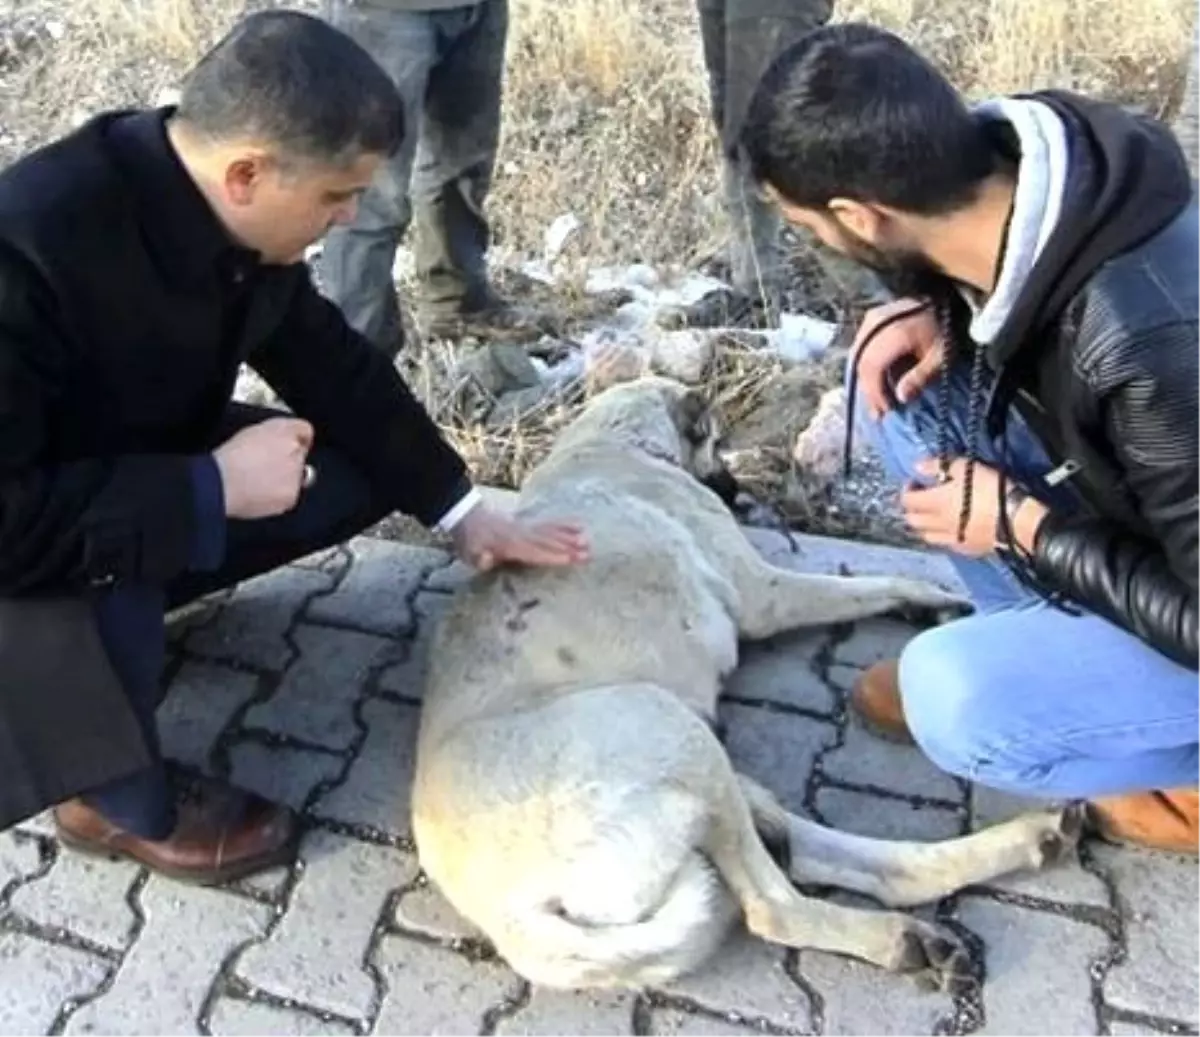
[
  {"xmin": 849, "ymin": 660, "xmax": 915, "ymax": 744},
  {"xmin": 1086, "ymin": 788, "xmax": 1199, "ymax": 855},
  {"xmin": 54, "ymin": 773, "xmax": 299, "ymax": 885}
]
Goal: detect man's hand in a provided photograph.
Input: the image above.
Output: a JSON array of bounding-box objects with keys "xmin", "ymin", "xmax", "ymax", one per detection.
[
  {"xmin": 212, "ymin": 417, "xmax": 314, "ymax": 520},
  {"xmin": 451, "ymin": 503, "xmax": 589, "ymax": 571},
  {"xmin": 902, "ymin": 458, "xmax": 1051, "ymax": 557},
  {"xmin": 852, "ymin": 298, "xmax": 944, "ymax": 419}
]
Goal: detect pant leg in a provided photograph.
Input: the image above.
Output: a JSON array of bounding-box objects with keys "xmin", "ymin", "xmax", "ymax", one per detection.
[
  {"xmin": 848, "ymin": 357, "xmax": 1081, "ymax": 613},
  {"xmin": 84, "ymin": 405, "xmax": 392, "ymax": 835},
  {"xmin": 719, "ymin": 4, "xmax": 832, "ymax": 298},
  {"xmin": 318, "ymin": 0, "xmax": 439, "ymax": 355},
  {"xmin": 899, "ymin": 603, "xmax": 1200, "ymax": 799},
  {"xmin": 410, "ymin": 0, "xmax": 508, "ymax": 317}
]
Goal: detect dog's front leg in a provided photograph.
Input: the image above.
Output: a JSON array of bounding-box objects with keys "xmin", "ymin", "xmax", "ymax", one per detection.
[{"xmin": 734, "ymin": 565, "xmax": 969, "ymax": 641}]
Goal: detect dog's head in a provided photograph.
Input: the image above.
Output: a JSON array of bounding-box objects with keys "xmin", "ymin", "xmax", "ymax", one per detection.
[{"xmin": 560, "ymin": 376, "xmax": 741, "ymax": 507}]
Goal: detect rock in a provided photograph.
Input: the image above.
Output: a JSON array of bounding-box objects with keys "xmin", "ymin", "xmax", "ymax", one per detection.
[
  {"xmin": 793, "ymin": 387, "xmax": 866, "ymax": 482},
  {"xmin": 583, "ymin": 336, "xmax": 647, "ymax": 394},
  {"xmin": 486, "ymin": 384, "xmax": 552, "ymax": 428},
  {"xmin": 458, "ymin": 342, "xmax": 543, "ymax": 398},
  {"xmin": 649, "ymin": 329, "xmax": 715, "ymax": 384}
]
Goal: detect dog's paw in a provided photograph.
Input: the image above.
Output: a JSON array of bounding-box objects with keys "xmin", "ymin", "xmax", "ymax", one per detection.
[
  {"xmin": 891, "ymin": 919, "xmax": 976, "ymax": 997},
  {"xmin": 1031, "ymin": 801, "xmax": 1087, "ymax": 869}
]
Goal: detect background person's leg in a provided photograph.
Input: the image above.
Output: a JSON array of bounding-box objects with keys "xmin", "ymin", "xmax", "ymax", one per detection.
[{"xmin": 318, "ymin": 0, "xmax": 437, "ymax": 356}]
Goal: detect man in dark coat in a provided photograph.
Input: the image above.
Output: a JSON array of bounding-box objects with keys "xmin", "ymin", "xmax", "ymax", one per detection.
[
  {"xmin": 741, "ymin": 24, "xmax": 1198, "ymax": 853},
  {"xmin": 0, "ymin": 10, "xmax": 587, "ymax": 884}
]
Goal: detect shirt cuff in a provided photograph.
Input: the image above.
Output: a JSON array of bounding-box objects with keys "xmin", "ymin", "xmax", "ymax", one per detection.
[
  {"xmin": 188, "ymin": 454, "xmax": 227, "ymax": 571},
  {"xmin": 434, "ymin": 485, "xmax": 483, "ymax": 534}
]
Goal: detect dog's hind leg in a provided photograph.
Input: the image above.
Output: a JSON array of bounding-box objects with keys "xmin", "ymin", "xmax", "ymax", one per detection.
[
  {"xmin": 700, "ymin": 767, "xmax": 974, "ymax": 994},
  {"xmin": 731, "ymin": 560, "xmax": 969, "ymax": 641},
  {"xmin": 737, "ymin": 776, "xmax": 1085, "ymax": 908}
]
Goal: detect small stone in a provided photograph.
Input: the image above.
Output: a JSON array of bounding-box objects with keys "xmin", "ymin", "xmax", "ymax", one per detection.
[
  {"xmin": 649, "ymin": 329, "xmax": 714, "ymax": 384},
  {"xmin": 793, "ymin": 388, "xmax": 853, "ymax": 482}
]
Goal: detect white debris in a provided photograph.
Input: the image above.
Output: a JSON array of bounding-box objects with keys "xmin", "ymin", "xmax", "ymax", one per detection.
[
  {"xmin": 793, "ymin": 387, "xmax": 856, "ymax": 480},
  {"xmin": 543, "ymin": 213, "xmax": 581, "ymax": 263},
  {"xmin": 765, "ymin": 312, "xmax": 839, "ymax": 364},
  {"xmin": 648, "ymin": 329, "xmax": 714, "ymax": 384}
]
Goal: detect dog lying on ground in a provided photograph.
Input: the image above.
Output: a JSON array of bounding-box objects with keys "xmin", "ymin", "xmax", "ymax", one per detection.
[{"xmin": 411, "ymin": 376, "xmax": 1082, "ymax": 994}]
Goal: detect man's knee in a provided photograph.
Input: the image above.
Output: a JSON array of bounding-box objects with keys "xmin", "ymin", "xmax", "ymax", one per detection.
[{"xmin": 898, "ymin": 621, "xmax": 1015, "ymax": 782}]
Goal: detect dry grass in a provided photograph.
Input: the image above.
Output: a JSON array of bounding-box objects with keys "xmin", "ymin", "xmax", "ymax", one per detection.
[{"xmin": 0, "ymin": 0, "xmax": 1194, "ymax": 529}]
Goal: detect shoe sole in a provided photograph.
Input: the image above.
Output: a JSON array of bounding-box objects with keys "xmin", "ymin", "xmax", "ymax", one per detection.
[{"xmin": 55, "ymin": 825, "xmax": 301, "ymax": 887}]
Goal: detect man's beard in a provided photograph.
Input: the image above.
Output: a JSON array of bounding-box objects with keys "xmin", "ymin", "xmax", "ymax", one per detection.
[{"xmin": 830, "ymin": 227, "xmax": 954, "ymax": 304}]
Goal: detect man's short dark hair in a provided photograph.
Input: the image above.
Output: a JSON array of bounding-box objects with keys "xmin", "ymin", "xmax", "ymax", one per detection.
[
  {"xmin": 740, "ymin": 23, "xmax": 996, "ymax": 215},
  {"xmin": 176, "ymin": 10, "xmax": 404, "ymax": 167}
]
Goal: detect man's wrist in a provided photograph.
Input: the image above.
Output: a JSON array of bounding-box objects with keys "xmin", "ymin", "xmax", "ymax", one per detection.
[{"xmin": 434, "ymin": 486, "xmax": 483, "ymax": 535}]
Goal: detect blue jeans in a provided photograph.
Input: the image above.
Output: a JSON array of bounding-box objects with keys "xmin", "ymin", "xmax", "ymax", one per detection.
[{"xmin": 852, "ymin": 361, "xmax": 1199, "ymax": 800}]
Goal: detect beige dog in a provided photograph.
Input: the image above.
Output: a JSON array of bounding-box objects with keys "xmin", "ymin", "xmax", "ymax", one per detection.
[{"xmin": 412, "ymin": 376, "xmax": 1081, "ymax": 994}]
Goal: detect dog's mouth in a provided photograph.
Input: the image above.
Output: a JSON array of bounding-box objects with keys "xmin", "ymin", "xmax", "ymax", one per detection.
[{"xmin": 702, "ymin": 466, "xmax": 743, "ymax": 511}]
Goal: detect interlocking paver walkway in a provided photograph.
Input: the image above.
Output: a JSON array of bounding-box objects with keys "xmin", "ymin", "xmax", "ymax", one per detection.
[{"xmin": 2, "ymin": 529, "xmax": 1196, "ymax": 1036}]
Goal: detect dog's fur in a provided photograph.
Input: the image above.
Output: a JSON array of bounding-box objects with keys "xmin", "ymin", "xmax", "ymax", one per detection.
[{"xmin": 412, "ymin": 377, "xmax": 1082, "ymax": 993}]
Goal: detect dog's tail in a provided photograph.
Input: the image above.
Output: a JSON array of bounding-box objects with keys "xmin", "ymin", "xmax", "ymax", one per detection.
[{"xmin": 501, "ymin": 849, "xmax": 738, "ymax": 989}]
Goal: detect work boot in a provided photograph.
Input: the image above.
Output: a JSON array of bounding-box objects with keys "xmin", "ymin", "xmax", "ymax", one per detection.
[
  {"xmin": 55, "ymin": 771, "xmax": 299, "ymax": 885},
  {"xmin": 1087, "ymin": 789, "xmax": 1199, "ymax": 855},
  {"xmin": 420, "ymin": 288, "xmax": 549, "ymax": 342},
  {"xmin": 849, "ymin": 660, "xmax": 914, "ymax": 744}
]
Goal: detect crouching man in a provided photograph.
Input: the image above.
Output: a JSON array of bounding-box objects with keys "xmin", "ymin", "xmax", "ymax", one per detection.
[
  {"xmin": 740, "ymin": 25, "xmax": 1198, "ymax": 852},
  {"xmin": 0, "ymin": 10, "xmax": 586, "ymax": 882}
]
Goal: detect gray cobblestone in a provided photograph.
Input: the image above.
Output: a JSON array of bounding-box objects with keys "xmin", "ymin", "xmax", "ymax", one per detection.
[
  {"xmin": 9, "ymin": 853, "xmax": 139, "ymax": 951},
  {"xmin": 831, "ymin": 618, "xmax": 916, "ymax": 669},
  {"xmin": 157, "ymin": 661, "xmax": 260, "ymax": 768},
  {"xmin": 207, "ymin": 998, "xmax": 356, "ymax": 1036},
  {"xmin": 243, "ymin": 624, "xmax": 393, "ymax": 750},
  {"xmin": 1094, "ymin": 845, "xmax": 1198, "ymax": 1026},
  {"xmin": 498, "ymin": 989, "xmax": 636, "ymax": 1034},
  {"xmin": 65, "ymin": 877, "xmax": 271, "ymax": 1035},
  {"xmin": 725, "ymin": 632, "xmax": 835, "ymax": 715},
  {"xmin": 235, "ymin": 831, "xmax": 416, "ymax": 1020},
  {"xmin": 187, "ymin": 566, "xmax": 334, "ymax": 670},
  {"xmin": 378, "ymin": 595, "xmax": 454, "ymax": 702},
  {"xmin": 229, "ymin": 741, "xmax": 346, "ymax": 811},
  {"xmin": 0, "ymin": 932, "xmax": 109, "ymax": 1036},
  {"xmin": 646, "ymin": 1008, "xmax": 763, "ymax": 1035},
  {"xmin": 822, "ymin": 721, "xmax": 962, "ymax": 802},
  {"xmin": 719, "ymin": 704, "xmax": 836, "ymax": 814},
  {"xmin": 812, "ymin": 786, "xmax": 961, "ymax": 840},
  {"xmin": 958, "ymin": 895, "xmax": 1108, "ymax": 1035},
  {"xmin": 663, "ymin": 933, "xmax": 811, "ymax": 1032},
  {"xmin": 1107, "ymin": 1020, "xmax": 1180, "ymax": 1036},
  {"xmin": 423, "ymin": 560, "xmax": 474, "ymax": 594},
  {"xmin": 372, "ymin": 937, "xmax": 520, "ymax": 1035},
  {"xmin": 393, "ymin": 882, "xmax": 481, "ymax": 943},
  {"xmin": 311, "ymin": 698, "xmax": 419, "ymax": 836},
  {"xmin": 0, "ymin": 830, "xmax": 41, "ymax": 889},
  {"xmin": 307, "ymin": 538, "xmax": 448, "ymax": 636}
]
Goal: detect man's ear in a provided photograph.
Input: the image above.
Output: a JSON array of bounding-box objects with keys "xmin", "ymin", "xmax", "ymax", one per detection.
[
  {"xmin": 828, "ymin": 197, "xmax": 885, "ymax": 245},
  {"xmin": 224, "ymin": 152, "xmax": 271, "ymax": 206}
]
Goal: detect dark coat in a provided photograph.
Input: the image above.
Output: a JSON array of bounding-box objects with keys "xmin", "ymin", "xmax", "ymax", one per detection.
[{"xmin": 0, "ymin": 108, "xmax": 473, "ymax": 829}]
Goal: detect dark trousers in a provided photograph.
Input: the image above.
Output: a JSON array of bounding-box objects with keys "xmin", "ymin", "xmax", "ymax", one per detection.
[
  {"xmin": 85, "ymin": 405, "xmax": 391, "ymax": 838},
  {"xmin": 694, "ymin": 0, "xmax": 832, "ymax": 295},
  {"xmin": 318, "ymin": 0, "xmax": 509, "ymax": 354}
]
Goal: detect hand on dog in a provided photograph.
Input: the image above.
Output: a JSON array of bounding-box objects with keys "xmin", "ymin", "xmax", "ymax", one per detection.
[{"xmin": 451, "ymin": 503, "xmax": 590, "ymax": 571}]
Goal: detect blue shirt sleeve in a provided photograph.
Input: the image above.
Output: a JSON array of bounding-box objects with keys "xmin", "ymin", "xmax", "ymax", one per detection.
[{"xmin": 187, "ymin": 455, "xmax": 226, "ymax": 571}]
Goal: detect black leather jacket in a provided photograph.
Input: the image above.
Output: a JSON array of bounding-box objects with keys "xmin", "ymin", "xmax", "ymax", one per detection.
[{"xmin": 1007, "ymin": 196, "xmax": 1198, "ymax": 668}]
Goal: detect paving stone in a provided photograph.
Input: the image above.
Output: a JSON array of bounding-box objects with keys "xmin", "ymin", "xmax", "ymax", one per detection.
[
  {"xmin": 229, "ymin": 741, "xmax": 346, "ymax": 812},
  {"xmin": 289, "ymin": 545, "xmax": 349, "ymax": 575},
  {"xmin": 797, "ymin": 901, "xmax": 955, "ymax": 1037},
  {"xmin": 1093, "ymin": 845, "xmax": 1198, "ymax": 1026},
  {"xmin": 0, "ymin": 931, "xmax": 109, "ymax": 1036},
  {"xmin": 236, "ymin": 831, "xmax": 416, "ymax": 1019},
  {"xmin": 726, "ymin": 632, "xmax": 836, "ymax": 715},
  {"xmin": 378, "ymin": 595, "xmax": 456, "ymax": 702},
  {"xmin": 971, "ymin": 787, "xmax": 1107, "ymax": 905},
  {"xmin": 1107, "ymin": 1019, "xmax": 1184, "ymax": 1036},
  {"xmin": 157, "ymin": 661, "xmax": 260, "ymax": 768},
  {"xmin": 662, "ymin": 932, "xmax": 812, "ymax": 1032},
  {"xmin": 14, "ymin": 811, "xmax": 57, "ymax": 840},
  {"xmin": 813, "ymin": 786, "xmax": 961, "ymax": 841},
  {"xmin": 207, "ymin": 998, "xmax": 356, "ymax": 1036},
  {"xmin": 822, "ymin": 720, "xmax": 962, "ymax": 802},
  {"xmin": 831, "ymin": 617, "xmax": 920, "ymax": 670},
  {"xmin": 646, "ymin": 1008, "xmax": 763, "ymax": 1035},
  {"xmin": 958, "ymin": 895, "xmax": 1108, "ymax": 1035},
  {"xmin": 825, "ymin": 663, "xmax": 863, "ymax": 697},
  {"xmin": 243, "ymin": 624, "xmax": 393, "ymax": 750},
  {"xmin": 311, "ymin": 698, "xmax": 419, "ymax": 836},
  {"xmin": 9, "ymin": 852, "xmax": 139, "ymax": 951},
  {"xmin": 66, "ymin": 877, "xmax": 271, "ymax": 1035},
  {"xmin": 719, "ymin": 703, "xmax": 836, "ymax": 815},
  {"xmin": 423, "ymin": 560, "xmax": 475, "ymax": 593},
  {"xmin": 499, "ymin": 988, "xmax": 636, "ymax": 1034},
  {"xmin": 307, "ymin": 538, "xmax": 448, "ymax": 636},
  {"xmin": 0, "ymin": 830, "xmax": 42, "ymax": 891},
  {"xmin": 228, "ymin": 865, "xmax": 292, "ymax": 902},
  {"xmin": 373, "ymin": 936, "xmax": 520, "ymax": 1034},
  {"xmin": 187, "ymin": 566, "xmax": 334, "ymax": 670},
  {"xmin": 394, "ymin": 881, "xmax": 481, "ymax": 942}
]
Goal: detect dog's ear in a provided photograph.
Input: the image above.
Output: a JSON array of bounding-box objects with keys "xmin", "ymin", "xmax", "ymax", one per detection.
[{"xmin": 676, "ymin": 389, "xmax": 714, "ymax": 444}]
